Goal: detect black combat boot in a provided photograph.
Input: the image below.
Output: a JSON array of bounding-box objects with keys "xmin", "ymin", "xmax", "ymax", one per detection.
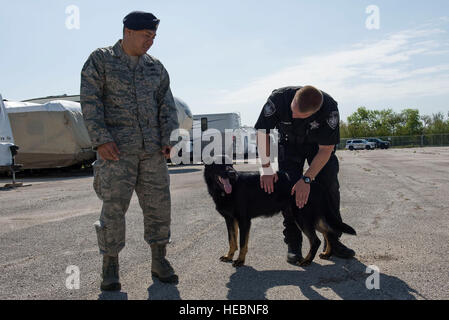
[
  {"xmin": 150, "ymin": 243, "xmax": 178, "ymax": 284},
  {"xmin": 100, "ymin": 254, "xmax": 121, "ymax": 291},
  {"xmin": 286, "ymin": 243, "xmax": 304, "ymax": 265}
]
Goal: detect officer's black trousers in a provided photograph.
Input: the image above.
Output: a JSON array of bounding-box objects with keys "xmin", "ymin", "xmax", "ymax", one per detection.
[{"xmin": 279, "ymin": 151, "xmax": 342, "ymax": 251}]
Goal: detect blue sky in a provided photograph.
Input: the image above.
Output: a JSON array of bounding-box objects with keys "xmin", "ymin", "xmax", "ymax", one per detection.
[{"xmin": 0, "ymin": 0, "xmax": 448, "ymax": 125}]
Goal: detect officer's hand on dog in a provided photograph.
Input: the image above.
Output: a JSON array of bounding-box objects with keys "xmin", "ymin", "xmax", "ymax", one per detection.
[
  {"xmin": 291, "ymin": 180, "xmax": 310, "ymax": 209},
  {"xmin": 161, "ymin": 146, "xmax": 172, "ymax": 159},
  {"xmin": 260, "ymin": 173, "xmax": 278, "ymax": 194},
  {"xmin": 98, "ymin": 142, "xmax": 120, "ymax": 161}
]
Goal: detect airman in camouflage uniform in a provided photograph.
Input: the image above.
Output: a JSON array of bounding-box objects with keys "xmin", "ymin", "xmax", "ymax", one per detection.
[{"xmin": 80, "ymin": 11, "xmax": 179, "ymax": 290}]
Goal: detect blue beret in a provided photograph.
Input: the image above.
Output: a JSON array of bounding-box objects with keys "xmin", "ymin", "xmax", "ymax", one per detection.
[{"xmin": 123, "ymin": 11, "xmax": 160, "ymax": 31}]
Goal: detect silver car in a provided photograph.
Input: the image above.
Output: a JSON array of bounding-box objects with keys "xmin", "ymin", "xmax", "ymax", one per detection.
[{"xmin": 345, "ymin": 139, "xmax": 376, "ymax": 150}]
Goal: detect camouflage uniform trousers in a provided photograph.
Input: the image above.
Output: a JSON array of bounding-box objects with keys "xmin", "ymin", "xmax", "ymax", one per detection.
[{"xmin": 93, "ymin": 150, "xmax": 171, "ymax": 256}]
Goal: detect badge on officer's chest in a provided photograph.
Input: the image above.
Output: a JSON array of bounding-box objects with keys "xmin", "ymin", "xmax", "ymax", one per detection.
[
  {"xmin": 309, "ymin": 121, "xmax": 320, "ymax": 130},
  {"xmin": 263, "ymin": 99, "xmax": 276, "ymax": 117},
  {"xmin": 327, "ymin": 111, "xmax": 339, "ymax": 130}
]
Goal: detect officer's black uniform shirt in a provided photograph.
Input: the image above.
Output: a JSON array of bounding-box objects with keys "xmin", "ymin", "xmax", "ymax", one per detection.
[{"xmin": 254, "ymin": 86, "xmax": 340, "ymax": 153}]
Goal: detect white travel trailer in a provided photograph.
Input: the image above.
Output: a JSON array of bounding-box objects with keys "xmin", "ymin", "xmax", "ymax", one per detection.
[
  {"xmin": 192, "ymin": 113, "xmax": 241, "ymax": 135},
  {"xmin": 6, "ymin": 94, "xmax": 193, "ymax": 169},
  {"xmin": 174, "ymin": 97, "xmax": 193, "ymax": 133},
  {"xmin": 24, "ymin": 95, "xmax": 194, "ymax": 133},
  {"xmin": 0, "ymin": 94, "xmax": 16, "ymax": 172},
  {"xmin": 4, "ymin": 99, "xmax": 95, "ymax": 169},
  {"xmin": 187, "ymin": 112, "xmax": 247, "ymax": 162}
]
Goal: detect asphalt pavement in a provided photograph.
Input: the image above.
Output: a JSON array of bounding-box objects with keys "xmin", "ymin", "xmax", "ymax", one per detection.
[{"xmin": 0, "ymin": 147, "xmax": 448, "ymax": 300}]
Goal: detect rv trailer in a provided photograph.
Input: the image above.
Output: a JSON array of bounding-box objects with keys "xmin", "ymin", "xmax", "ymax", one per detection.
[
  {"xmin": 188, "ymin": 112, "xmax": 249, "ymax": 162},
  {"xmin": 0, "ymin": 94, "xmax": 16, "ymax": 173},
  {"xmin": 23, "ymin": 95, "xmax": 194, "ymax": 133},
  {"xmin": 4, "ymin": 100, "xmax": 95, "ymax": 169},
  {"xmin": 5, "ymin": 95, "xmax": 193, "ymax": 169}
]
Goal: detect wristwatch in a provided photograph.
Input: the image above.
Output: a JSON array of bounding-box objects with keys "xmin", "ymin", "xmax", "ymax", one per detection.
[{"xmin": 302, "ymin": 176, "xmax": 312, "ymax": 184}]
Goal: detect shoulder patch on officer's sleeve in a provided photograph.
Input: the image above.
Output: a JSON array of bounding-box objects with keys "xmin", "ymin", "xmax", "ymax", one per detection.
[
  {"xmin": 263, "ymin": 99, "xmax": 276, "ymax": 117},
  {"xmin": 327, "ymin": 111, "xmax": 339, "ymax": 130}
]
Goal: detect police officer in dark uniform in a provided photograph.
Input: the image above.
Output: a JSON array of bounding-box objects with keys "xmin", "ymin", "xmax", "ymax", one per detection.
[{"xmin": 255, "ymin": 85, "xmax": 355, "ymax": 264}]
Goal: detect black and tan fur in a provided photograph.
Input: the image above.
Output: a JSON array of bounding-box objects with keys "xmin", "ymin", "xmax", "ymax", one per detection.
[{"xmin": 204, "ymin": 156, "xmax": 356, "ymax": 267}]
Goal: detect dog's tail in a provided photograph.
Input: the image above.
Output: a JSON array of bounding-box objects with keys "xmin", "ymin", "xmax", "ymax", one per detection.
[
  {"xmin": 325, "ymin": 214, "xmax": 357, "ymax": 235},
  {"xmin": 315, "ymin": 183, "xmax": 357, "ymax": 236},
  {"xmin": 337, "ymin": 222, "xmax": 357, "ymax": 235}
]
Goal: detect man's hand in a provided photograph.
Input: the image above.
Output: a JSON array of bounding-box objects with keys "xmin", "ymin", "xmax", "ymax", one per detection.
[
  {"xmin": 97, "ymin": 142, "xmax": 120, "ymax": 161},
  {"xmin": 291, "ymin": 179, "xmax": 311, "ymax": 209},
  {"xmin": 162, "ymin": 145, "xmax": 172, "ymax": 160},
  {"xmin": 260, "ymin": 173, "xmax": 278, "ymax": 194}
]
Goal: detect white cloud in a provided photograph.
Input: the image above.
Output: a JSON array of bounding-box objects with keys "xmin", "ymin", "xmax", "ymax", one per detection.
[{"xmin": 213, "ymin": 22, "xmax": 449, "ymax": 123}]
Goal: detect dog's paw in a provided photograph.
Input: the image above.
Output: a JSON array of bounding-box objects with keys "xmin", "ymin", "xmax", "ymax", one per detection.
[
  {"xmin": 232, "ymin": 260, "xmax": 245, "ymax": 268},
  {"xmin": 319, "ymin": 253, "xmax": 332, "ymax": 260},
  {"xmin": 297, "ymin": 259, "xmax": 312, "ymax": 267},
  {"xmin": 220, "ymin": 256, "xmax": 233, "ymax": 263}
]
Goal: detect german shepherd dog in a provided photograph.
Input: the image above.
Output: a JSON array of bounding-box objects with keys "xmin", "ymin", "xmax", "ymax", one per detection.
[{"xmin": 204, "ymin": 156, "xmax": 356, "ymax": 267}]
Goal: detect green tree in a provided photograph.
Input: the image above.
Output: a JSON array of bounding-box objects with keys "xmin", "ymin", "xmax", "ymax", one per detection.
[
  {"xmin": 426, "ymin": 112, "xmax": 448, "ymax": 134},
  {"xmin": 347, "ymin": 107, "xmax": 376, "ymax": 137},
  {"xmin": 339, "ymin": 120, "xmax": 350, "ymax": 138},
  {"xmin": 397, "ymin": 109, "xmax": 423, "ymax": 136},
  {"xmin": 375, "ymin": 109, "xmax": 401, "ymax": 136},
  {"xmin": 343, "ymin": 108, "xmax": 449, "ymax": 138}
]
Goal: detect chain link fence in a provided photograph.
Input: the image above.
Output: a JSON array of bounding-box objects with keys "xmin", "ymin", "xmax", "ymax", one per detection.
[{"xmin": 338, "ymin": 133, "xmax": 449, "ymax": 149}]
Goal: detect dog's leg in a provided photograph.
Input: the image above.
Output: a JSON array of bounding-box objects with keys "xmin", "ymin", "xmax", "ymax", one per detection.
[
  {"xmin": 298, "ymin": 223, "xmax": 321, "ymax": 267},
  {"xmin": 319, "ymin": 233, "xmax": 332, "ymax": 260},
  {"xmin": 220, "ymin": 217, "xmax": 239, "ymax": 263},
  {"xmin": 233, "ymin": 220, "xmax": 251, "ymax": 267}
]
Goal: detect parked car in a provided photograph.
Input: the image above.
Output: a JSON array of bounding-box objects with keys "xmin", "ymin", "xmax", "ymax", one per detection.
[
  {"xmin": 366, "ymin": 138, "xmax": 390, "ymax": 149},
  {"xmin": 345, "ymin": 139, "xmax": 376, "ymax": 150}
]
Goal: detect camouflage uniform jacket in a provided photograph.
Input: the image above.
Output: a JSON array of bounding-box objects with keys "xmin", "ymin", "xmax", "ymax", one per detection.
[{"xmin": 80, "ymin": 40, "xmax": 178, "ymax": 153}]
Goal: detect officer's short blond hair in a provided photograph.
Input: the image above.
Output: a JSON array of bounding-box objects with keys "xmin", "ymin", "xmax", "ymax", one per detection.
[{"xmin": 293, "ymin": 86, "xmax": 323, "ymax": 114}]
